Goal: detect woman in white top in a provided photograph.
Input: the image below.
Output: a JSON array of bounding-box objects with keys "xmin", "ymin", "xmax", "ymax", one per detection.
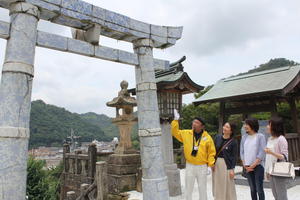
[
  {"xmin": 265, "ymin": 116, "xmax": 289, "ymax": 200},
  {"xmin": 240, "ymin": 118, "xmax": 266, "ymax": 200}
]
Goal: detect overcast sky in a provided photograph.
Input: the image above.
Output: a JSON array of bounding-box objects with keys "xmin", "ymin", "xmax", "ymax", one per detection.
[{"xmin": 0, "ymin": 0, "xmax": 300, "ymax": 117}]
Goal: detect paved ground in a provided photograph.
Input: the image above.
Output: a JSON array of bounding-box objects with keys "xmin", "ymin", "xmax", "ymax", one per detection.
[{"xmin": 128, "ymin": 167, "xmax": 300, "ymax": 200}]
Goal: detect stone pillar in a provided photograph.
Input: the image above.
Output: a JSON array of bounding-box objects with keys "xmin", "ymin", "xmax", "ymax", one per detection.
[
  {"xmin": 0, "ymin": 2, "xmax": 39, "ymax": 200},
  {"xmin": 133, "ymin": 39, "xmax": 169, "ymax": 200},
  {"xmin": 63, "ymin": 144, "xmax": 70, "ymax": 172},
  {"xmin": 96, "ymin": 161, "xmax": 108, "ymax": 200},
  {"xmin": 160, "ymin": 122, "xmax": 181, "ymax": 196},
  {"xmin": 88, "ymin": 143, "xmax": 97, "ymax": 178},
  {"xmin": 114, "ymin": 121, "xmax": 136, "ymax": 154}
]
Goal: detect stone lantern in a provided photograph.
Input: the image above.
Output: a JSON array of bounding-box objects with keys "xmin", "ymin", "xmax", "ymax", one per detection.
[
  {"xmin": 106, "ymin": 80, "xmax": 137, "ymax": 154},
  {"xmin": 106, "ymin": 80, "xmax": 140, "ymax": 195}
]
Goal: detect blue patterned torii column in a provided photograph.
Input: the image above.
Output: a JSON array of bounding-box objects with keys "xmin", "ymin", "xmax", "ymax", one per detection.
[
  {"xmin": 0, "ymin": 2, "xmax": 39, "ymax": 199},
  {"xmin": 133, "ymin": 38, "xmax": 170, "ymax": 200}
]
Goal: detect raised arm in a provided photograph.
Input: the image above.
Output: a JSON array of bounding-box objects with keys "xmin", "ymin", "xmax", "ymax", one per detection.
[{"xmin": 171, "ymin": 120, "xmax": 184, "ymax": 143}]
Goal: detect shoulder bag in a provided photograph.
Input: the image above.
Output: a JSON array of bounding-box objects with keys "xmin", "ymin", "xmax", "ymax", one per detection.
[{"xmin": 270, "ymin": 154, "xmax": 295, "ymax": 178}]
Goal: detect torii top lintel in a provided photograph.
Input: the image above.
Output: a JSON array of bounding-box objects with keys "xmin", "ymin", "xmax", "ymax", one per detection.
[{"xmin": 0, "ymin": 0, "xmax": 183, "ymax": 49}]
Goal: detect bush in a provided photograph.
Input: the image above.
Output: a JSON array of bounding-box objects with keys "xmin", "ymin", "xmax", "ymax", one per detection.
[{"xmin": 27, "ymin": 157, "xmax": 62, "ymax": 200}]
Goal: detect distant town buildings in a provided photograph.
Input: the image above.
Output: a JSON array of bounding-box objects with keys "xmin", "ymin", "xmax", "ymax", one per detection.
[
  {"xmin": 29, "ymin": 138, "xmax": 119, "ymax": 168},
  {"xmin": 29, "ymin": 146, "xmax": 63, "ymax": 168}
]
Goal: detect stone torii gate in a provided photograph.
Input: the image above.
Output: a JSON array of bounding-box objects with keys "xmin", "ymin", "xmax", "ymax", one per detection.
[{"xmin": 0, "ymin": 0, "xmax": 182, "ymax": 199}]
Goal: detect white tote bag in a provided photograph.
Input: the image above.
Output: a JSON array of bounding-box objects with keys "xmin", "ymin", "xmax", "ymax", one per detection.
[{"xmin": 271, "ymin": 160, "xmax": 295, "ymax": 179}]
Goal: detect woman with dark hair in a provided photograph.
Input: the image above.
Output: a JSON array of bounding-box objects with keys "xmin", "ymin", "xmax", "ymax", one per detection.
[
  {"xmin": 264, "ymin": 116, "xmax": 289, "ymax": 200},
  {"xmin": 240, "ymin": 118, "xmax": 266, "ymax": 200},
  {"xmin": 212, "ymin": 122, "xmax": 238, "ymax": 200}
]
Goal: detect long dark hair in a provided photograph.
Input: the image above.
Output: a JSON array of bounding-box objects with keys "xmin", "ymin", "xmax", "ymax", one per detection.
[
  {"xmin": 224, "ymin": 122, "xmax": 237, "ymax": 137},
  {"xmin": 269, "ymin": 116, "xmax": 285, "ymax": 137}
]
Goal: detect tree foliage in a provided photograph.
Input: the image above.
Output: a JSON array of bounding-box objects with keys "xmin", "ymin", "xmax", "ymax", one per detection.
[
  {"xmin": 29, "ymin": 100, "xmax": 122, "ymax": 148},
  {"xmin": 181, "ymin": 103, "xmax": 219, "ymax": 135},
  {"xmin": 238, "ymin": 58, "xmax": 299, "ymax": 76},
  {"xmin": 27, "ymin": 157, "xmax": 49, "ymax": 199},
  {"xmin": 80, "ymin": 112, "xmax": 119, "ymax": 137},
  {"xmin": 26, "ymin": 157, "xmax": 62, "ymax": 200}
]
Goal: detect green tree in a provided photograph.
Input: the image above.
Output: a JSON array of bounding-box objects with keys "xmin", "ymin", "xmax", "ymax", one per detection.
[
  {"xmin": 45, "ymin": 162, "xmax": 63, "ymax": 200},
  {"xmin": 238, "ymin": 58, "xmax": 299, "ymax": 76},
  {"xmin": 29, "ymin": 100, "xmax": 113, "ymax": 148},
  {"xmin": 27, "ymin": 157, "xmax": 50, "ymax": 200},
  {"xmin": 181, "ymin": 103, "xmax": 219, "ymax": 134},
  {"xmin": 27, "ymin": 157, "xmax": 63, "ymax": 200}
]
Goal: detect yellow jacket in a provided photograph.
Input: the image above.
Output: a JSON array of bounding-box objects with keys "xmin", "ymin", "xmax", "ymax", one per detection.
[{"xmin": 171, "ymin": 120, "xmax": 216, "ymax": 166}]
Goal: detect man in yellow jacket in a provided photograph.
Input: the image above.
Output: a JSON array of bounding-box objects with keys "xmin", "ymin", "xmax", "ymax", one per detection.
[{"xmin": 171, "ymin": 109, "xmax": 216, "ymax": 200}]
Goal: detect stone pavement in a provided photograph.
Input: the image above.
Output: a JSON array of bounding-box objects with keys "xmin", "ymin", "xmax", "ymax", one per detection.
[{"xmin": 128, "ymin": 168, "xmax": 300, "ymax": 200}]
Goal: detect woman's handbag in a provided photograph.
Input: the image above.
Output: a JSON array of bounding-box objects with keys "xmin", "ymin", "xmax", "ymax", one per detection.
[{"xmin": 270, "ymin": 154, "xmax": 295, "ymax": 178}]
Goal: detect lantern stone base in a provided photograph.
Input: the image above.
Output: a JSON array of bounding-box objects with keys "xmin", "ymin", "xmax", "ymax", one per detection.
[
  {"xmin": 107, "ymin": 154, "xmax": 140, "ymax": 171},
  {"xmin": 165, "ymin": 163, "xmax": 182, "ymax": 197},
  {"xmin": 108, "ymin": 174, "xmax": 137, "ymax": 194},
  {"xmin": 107, "ymin": 154, "xmax": 141, "ymax": 194}
]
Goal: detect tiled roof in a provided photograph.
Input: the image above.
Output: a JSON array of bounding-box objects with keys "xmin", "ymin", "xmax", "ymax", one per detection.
[{"xmin": 194, "ymin": 65, "xmax": 300, "ymax": 104}]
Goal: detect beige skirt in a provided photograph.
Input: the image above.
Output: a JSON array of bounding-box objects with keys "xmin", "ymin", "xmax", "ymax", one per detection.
[{"xmin": 212, "ymin": 158, "xmax": 237, "ymax": 200}]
